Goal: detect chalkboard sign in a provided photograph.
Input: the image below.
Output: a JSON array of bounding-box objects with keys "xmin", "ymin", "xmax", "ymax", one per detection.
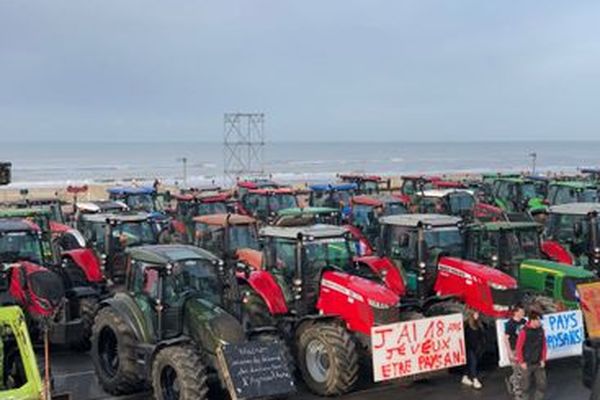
[{"xmin": 217, "ymin": 340, "xmax": 295, "ymax": 400}]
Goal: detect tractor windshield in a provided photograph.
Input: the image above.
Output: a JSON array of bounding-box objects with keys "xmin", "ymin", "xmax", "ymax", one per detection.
[
  {"xmin": 500, "ymin": 229, "xmax": 540, "ymax": 264},
  {"xmin": 125, "ymin": 194, "xmax": 163, "ymax": 213},
  {"xmin": 384, "ymin": 202, "xmax": 406, "ymax": 216},
  {"xmin": 112, "ymin": 221, "xmax": 158, "ymax": 247},
  {"xmin": 361, "ymin": 181, "xmax": 379, "ymax": 194},
  {"xmin": 164, "ymin": 259, "xmax": 222, "ymax": 305},
  {"xmin": 424, "ymin": 227, "xmax": 463, "ymax": 258},
  {"xmin": 228, "ymin": 225, "xmax": 259, "ymax": 250},
  {"xmin": 546, "ymin": 213, "xmax": 589, "ymax": 244},
  {"xmin": 268, "ymin": 194, "xmax": 297, "ymax": 212},
  {"xmin": 194, "ymin": 201, "xmax": 227, "ymax": 216},
  {"xmin": 0, "ymin": 231, "xmax": 43, "ymax": 265},
  {"xmin": 521, "ymin": 183, "xmax": 538, "ymax": 200},
  {"xmin": 448, "ymin": 193, "xmax": 475, "ymax": 216},
  {"xmin": 580, "ymin": 189, "xmax": 598, "ymax": 203},
  {"xmin": 303, "ymin": 237, "xmax": 353, "ymax": 271}
]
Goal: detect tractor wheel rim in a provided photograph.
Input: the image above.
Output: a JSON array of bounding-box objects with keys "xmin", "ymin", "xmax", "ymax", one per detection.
[
  {"xmin": 305, "ymin": 339, "xmax": 330, "ymax": 383},
  {"xmin": 98, "ymin": 327, "xmax": 119, "ymax": 378},
  {"xmin": 160, "ymin": 365, "xmax": 180, "ymax": 400}
]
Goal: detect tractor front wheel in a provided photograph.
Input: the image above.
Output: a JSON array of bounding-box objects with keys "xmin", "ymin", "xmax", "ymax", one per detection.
[
  {"xmin": 151, "ymin": 345, "xmax": 209, "ymax": 400},
  {"xmin": 296, "ymin": 322, "xmax": 359, "ymax": 396},
  {"xmin": 91, "ymin": 307, "xmax": 144, "ymax": 395}
]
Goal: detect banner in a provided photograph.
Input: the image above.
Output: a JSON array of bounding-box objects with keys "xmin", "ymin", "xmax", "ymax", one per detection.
[
  {"xmin": 577, "ymin": 282, "xmax": 600, "ymax": 339},
  {"xmin": 371, "ymin": 313, "xmax": 466, "ymax": 382},
  {"xmin": 495, "ymin": 310, "xmax": 584, "ymax": 367}
]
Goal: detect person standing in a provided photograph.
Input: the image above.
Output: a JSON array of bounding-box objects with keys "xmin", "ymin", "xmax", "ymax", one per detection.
[
  {"xmin": 515, "ymin": 310, "xmax": 547, "ymax": 400},
  {"xmin": 462, "ymin": 309, "xmax": 485, "ymax": 389},
  {"xmin": 505, "ymin": 304, "xmax": 527, "ymax": 397}
]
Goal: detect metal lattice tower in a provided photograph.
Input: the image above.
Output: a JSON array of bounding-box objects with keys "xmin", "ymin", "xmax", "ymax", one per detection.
[{"xmin": 223, "ymin": 113, "xmax": 266, "ymax": 184}]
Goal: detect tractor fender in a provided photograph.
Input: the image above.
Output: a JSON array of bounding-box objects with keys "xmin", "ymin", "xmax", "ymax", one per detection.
[
  {"xmin": 241, "ymin": 270, "xmax": 288, "ymax": 315},
  {"xmin": 98, "ymin": 294, "xmax": 152, "ymax": 343},
  {"xmin": 354, "ymin": 256, "xmax": 406, "ymax": 296},
  {"xmin": 541, "ymin": 240, "xmax": 574, "ymax": 265},
  {"xmin": 62, "ymin": 248, "xmax": 103, "ymax": 283}
]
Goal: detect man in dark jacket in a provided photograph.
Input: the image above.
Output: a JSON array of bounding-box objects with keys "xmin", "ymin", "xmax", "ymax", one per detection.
[
  {"xmin": 515, "ymin": 310, "xmax": 547, "ymax": 400},
  {"xmin": 505, "ymin": 304, "xmax": 527, "ymax": 396}
]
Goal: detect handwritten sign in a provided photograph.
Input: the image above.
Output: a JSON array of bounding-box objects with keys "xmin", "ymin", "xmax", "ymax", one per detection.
[
  {"xmin": 371, "ymin": 313, "xmax": 466, "ymax": 382},
  {"xmin": 577, "ymin": 282, "xmax": 600, "ymax": 339},
  {"xmin": 495, "ymin": 310, "xmax": 584, "ymax": 367},
  {"xmin": 218, "ymin": 340, "xmax": 295, "ymax": 400}
]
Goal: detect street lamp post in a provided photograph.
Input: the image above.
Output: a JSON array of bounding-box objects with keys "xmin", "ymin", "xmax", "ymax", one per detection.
[
  {"xmin": 177, "ymin": 157, "xmax": 188, "ymax": 187},
  {"xmin": 529, "ymin": 152, "xmax": 537, "ymax": 175}
]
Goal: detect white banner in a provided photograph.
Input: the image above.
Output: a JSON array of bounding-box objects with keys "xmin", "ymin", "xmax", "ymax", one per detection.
[
  {"xmin": 371, "ymin": 313, "xmax": 466, "ymax": 382},
  {"xmin": 495, "ymin": 310, "xmax": 584, "ymax": 367}
]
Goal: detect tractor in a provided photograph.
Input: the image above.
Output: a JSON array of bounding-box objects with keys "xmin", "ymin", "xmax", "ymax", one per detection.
[
  {"xmin": 169, "ymin": 191, "xmax": 231, "ymax": 244},
  {"xmin": 542, "ymin": 203, "xmax": 600, "ymax": 270},
  {"xmin": 350, "ymin": 195, "xmax": 408, "ymax": 247},
  {"xmin": 377, "ymin": 214, "xmax": 519, "ymax": 319},
  {"xmin": 411, "ymin": 189, "xmax": 504, "ymax": 222},
  {"xmin": 238, "ymin": 188, "xmax": 298, "ymax": 224},
  {"xmin": 239, "ymin": 224, "xmax": 408, "ymax": 396},
  {"xmin": 491, "ymin": 177, "xmax": 548, "ymax": 216},
  {"xmin": 464, "ymin": 220, "xmax": 597, "ymax": 311},
  {"xmin": 107, "ymin": 186, "xmax": 170, "ymax": 230},
  {"xmin": 0, "ymin": 218, "xmax": 97, "ymax": 350},
  {"xmin": 90, "ymin": 244, "xmax": 292, "ymax": 400},
  {"xmin": 308, "ymin": 183, "xmax": 356, "ymax": 218},
  {"xmin": 77, "ymin": 212, "xmax": 161, "ymax": 286},
  {"xmin": 338, "ymin": 174, "xmax": 385, "ymax": 195},
  {"xmin": 546, "ymin": 181, "xmax": 598, "ymax": 205},
  {"xmin": 235, "ymin": 178, "xmax": 283, "ymax": 200},
  {"xmin": 275, "ymin": 207, "xmax": 342, "ymax": 227}
]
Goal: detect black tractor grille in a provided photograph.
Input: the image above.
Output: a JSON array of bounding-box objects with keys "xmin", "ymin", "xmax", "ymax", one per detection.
[
  {"xmin": 373, "ymin": 307, "xmax": 399, "ymax": 325},
  {"xmin": 490, "ymin": 287, "xmax": 521, "ymax": 307}
]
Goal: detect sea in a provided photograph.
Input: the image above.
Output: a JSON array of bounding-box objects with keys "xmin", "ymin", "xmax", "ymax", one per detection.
[{"xmin": 1, "ymin": 141, "xmax": 599, "ymax": 188}]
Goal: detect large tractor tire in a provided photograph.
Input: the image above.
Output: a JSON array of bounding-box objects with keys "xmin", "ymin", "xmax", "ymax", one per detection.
[
  {"xmin": 523, "ymin": 294, "xmax": 559, "ymax": 314},
  {"xmin": 296, "ymin": 322, "xmax": 359, "ymax": 396},
  {"xmin": 91, "ymin": 307, "xmax": 144, "ymax": 395},
  {"xmin": 151, "ymin": 345, "xmax": 209, "ymax": 400},
  {"xmin": 70, "ymin": 297, "xmax": 97, "ymax": 352},
  {"xmin": 239, "ymin": 284, "xmax": 274, "ymax": 330}
]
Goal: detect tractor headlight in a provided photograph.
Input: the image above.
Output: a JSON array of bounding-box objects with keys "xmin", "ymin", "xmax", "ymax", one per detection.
[
  {"xmin": 368, "ymin": 299, "xmax": 391, "ymax": 309},
  {"xmin": 418, "ymin": 262, "xmax": 426, "ymax": 269},
  {"xmin": 594, "ymin": 247, "xmax": 600, "ymax": 254},
  {"xmin": 489, "ymin": 282, "xmax": 508, "ymax": 291}
]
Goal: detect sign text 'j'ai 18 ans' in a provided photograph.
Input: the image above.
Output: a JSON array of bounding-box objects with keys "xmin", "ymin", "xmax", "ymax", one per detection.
[
  {"xmin": 371, "ymin": 313, "xmax": 466, "ymax": 382},
  {"xmin": 495, "ymin": 310, "xmax": 584, "ymax": 367}
]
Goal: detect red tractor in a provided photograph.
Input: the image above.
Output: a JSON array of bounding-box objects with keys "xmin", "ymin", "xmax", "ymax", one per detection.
[
  {"xmin": 338, "ymin": 174, "xmax": 386, "ymax": 195},
  {"xmin": 237, "ymin": 188, "xmax": 299, "ymax": 224},
  {"xmin": 377, "ymin": 214, "xmax": 519, "ymax": 319},
  {"xmin": 239, "ymin": 224, "xmax": 408, "ymax": 396},
  {"xmin": 169, "ymin": 191, "xmax": 232, "ymax": 243},
  {"xmin": 398, "ymin": 175, "xmax": 466, "ymax": 204}
]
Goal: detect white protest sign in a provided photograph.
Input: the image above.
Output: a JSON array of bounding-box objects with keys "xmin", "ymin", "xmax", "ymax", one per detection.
[
  {"xmin": 371, "ymin": 313, "xmax": 466, "ymax": 382},
  {"xmin": 495, "ymin": 310, "xmax": 584, "ymax": 367}
]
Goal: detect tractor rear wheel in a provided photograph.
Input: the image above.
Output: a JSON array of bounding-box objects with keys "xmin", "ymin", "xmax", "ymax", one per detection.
[
  {"xmin": 296, "ymin": 322, "xmax": 359, "ymax": 396},
  {"xmin": 151, "ymin": 345, "xmax": 209, "ymax": 400},
  {"xmin": 425, "ymin": 300, "xmax": 466, "ymax": 317},
  {"xmin": 70, "ymin": 297, "xmax": 97, "ymax": 351},
  {"xmin": 91, "ymin": 307, "xmax": 144, "ymax": 395}
]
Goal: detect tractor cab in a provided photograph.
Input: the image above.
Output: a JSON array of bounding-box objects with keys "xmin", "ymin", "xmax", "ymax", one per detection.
[
  {"xmin": 170, "ymin": 191, "xmax": 231, "ymax": 243},
  {"xmin": 413, "ymin": 189, "xmax": 476, "ymax": 218},
  {"xmin": 6, "ymin": 197, "xmax": 67, "ymax": 226},
  {"xmin": 274, "ymin": 207, "xmax": 341, "ymax": 227},
  {"xmin": 78, "ymin": 212, "xmax": 160, "ymax": 283},
  {"xmin": 544, "ymin": 203, "xmax": 600, "ymax": 270},
  {"xmin": 492, "ymin": 177, "xmax": 547, "ymax": 214},
  {"xmin": 106, "ymin": 187, "xmax": 169, "ymax": 226},
  {"xmin": 351, "ymin": 195, "xmax": 407, "ymax": 247},
  {"xmin": 239, "ymin": 188, "xmax": 298, "ymax": 223},
  {"xmin": 525, "ymin": 176, "xmax": 550, "ymax": 200},
  {"xmin": 547, "ymin": 181, "xmax": 599, "ymax": 205},
  {"xmin": 193, "ymin": 214, "xmax": 260, "ymax": 265},
  {"xmin": 464, "ymin": 221, "xmax": 597, "ymax": 310},
  {"xmin": 308, "ymin": 183, "xmax": 356, "ymax": 217},
  {"xmin": 338, "ymin": 174, "xmax": 383, "ymax": 195},
  {"xmin": 378, "ymin": 214, "xmax": 518, "ymax": 318},
  {"xmin": 236, "ymin": 178, "xmax": 282, "ymax": 200},
  {"xmin": 581, "ymin": 168, "xmax": 600, "ymax": 184},
  {"xmin": 0, "ymin": 219, "xmax": 50, "ymax": 267}
]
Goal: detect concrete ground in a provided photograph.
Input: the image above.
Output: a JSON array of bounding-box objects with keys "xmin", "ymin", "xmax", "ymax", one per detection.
[{"xmin": 45, "ymin": 349, "xmax": 590, "ymax": 400}]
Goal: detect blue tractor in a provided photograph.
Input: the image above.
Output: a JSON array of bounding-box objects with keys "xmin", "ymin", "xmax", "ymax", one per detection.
[
  {"xmin": 308, "ymin": 183, "xmax": 357, "ymax": 220},
  {"xmin": 107, "ymin": 186, "xmax": 170, "ymax": 231}
]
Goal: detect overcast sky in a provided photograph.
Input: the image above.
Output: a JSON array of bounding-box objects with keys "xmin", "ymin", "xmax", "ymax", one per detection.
[{"xmin": 1, "ymin": 1, "xmax": 600, "ymax": 142}]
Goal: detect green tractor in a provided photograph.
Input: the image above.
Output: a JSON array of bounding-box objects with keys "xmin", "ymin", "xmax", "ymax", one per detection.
[
  {"xmin": 546, "ymin": 180, "xmax": 598, "ymax": 206},
  {"xmin": 90, "ymin": 244, "xmax": 292, "ymax": 400},
  {"xmin": 492, "ymin": 177, "xmax": 548, "ymax": 216},
  {"xmin": 0, "ymin": 306, "xmax": 43, "ymax": 400},
  {"xmin": 464, "ymin": 221, "xmax": 597, "ymax": 310}
]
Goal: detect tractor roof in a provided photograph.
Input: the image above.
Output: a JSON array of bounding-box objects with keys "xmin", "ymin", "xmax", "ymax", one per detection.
[
  {"xmin": 237, "ymin": 179, "xmax": 281, "ymax": 189},
  {"xmin": 471, "ymin": 221, "xmax": 540, "ymax": 231},
  {"xmin": 549, "ymin": 181, "xmax": 596, "ymax": 189},
  {"xmin": 339, "ymin": 174, "xmax": 382, "ymax": 182},
  {"xmin": 128, "ymin": 245, "xmax": 219, "ymax": 265},
  {"xmin": 193, "ymin": 213, "xmax": 256, "ymax": 226},
  {"xmin": 277, "ymin": 207, "xmax": 338, "ymax": 216},
  {"xmin": 76, "ymin": 201, "xmax": 128, "ymax": 213},
  {"xmin": 0, "ymin": 219, "xmax": 37, "ymax": 233},
  {"xmin": 401, "ymin": 175, "xmax": 441, "ymax": 181},
  {"xmin": 261, "ymin": 224, "xmax": 347, "ymax": 240},
  {"xmin": 173, "ymin": 191, "xmax": 229, "ymax": 202},
  {"xmin": 549, "ymin": 202, "xmax": 600, "ymax": 216},
  {"xmin": 247, "ymin": 188, "xmax": 295, "ymax": 195},
  {"xmin": 352, "ymin": 195, "xmax": 383, "ymax": 207},
  {"xmin": 379, "ymin": 214, "xmax": 461, "ymax": 228},
  {"xmin": 309, "ymin": 183, "xmax": 357, "ymax": 192},
  {"xmin": 0, "ymin": 208, "xmax": 52, "ymax": 219},
  {"xmin": 525, "ymin": 175, "xmax": 550, "ymax": 182},
  {"xmin": 419, "ymin": 189, "xmax": 474, "ymax": 198},
  {"xmin": 82, "ymin": 211, "xmax": 150, "ymax": 223},
  {"xmin": 495, "ymin": 177, "xmax": 530, "ymax": 183},
  {"xmin": 107, "ymin": 186, "xmax": 155, "ymax": 196}
]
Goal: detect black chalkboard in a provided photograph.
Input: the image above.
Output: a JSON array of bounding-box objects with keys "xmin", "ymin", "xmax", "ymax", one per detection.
[{"xmin": 218, "ymin": 340, "xmax": 295, "ymax": 400}]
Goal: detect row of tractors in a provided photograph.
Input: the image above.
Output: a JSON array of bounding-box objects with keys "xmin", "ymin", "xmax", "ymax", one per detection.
[{"xmin": 1, "ymin": 171, "xmax": 599, "ymax": 399}]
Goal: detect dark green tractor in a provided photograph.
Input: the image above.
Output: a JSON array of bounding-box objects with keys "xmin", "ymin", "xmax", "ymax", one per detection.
[
  {"xmin": 492, "ymin": 177, "xmax": 548, "ymax": 215},
  {"xmin": 90, "ymin": 244, "xmax": 289, "ymax": 400},
  {"xmin": 464, "ymin": 221, "xmax": 597, "ymax": 310}
]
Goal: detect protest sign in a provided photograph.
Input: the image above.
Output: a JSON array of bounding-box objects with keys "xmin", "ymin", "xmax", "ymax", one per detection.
[
  {"xmin": 495, "ymin": 310, "xmax": 584, "ymax": 367},
  {"xmin": 371, "ymin": 313, "xmax": 466, "ymax": 382},
  {"xmin": 577, "ymin": 282, "xmax": 600, "ymax": 339}
]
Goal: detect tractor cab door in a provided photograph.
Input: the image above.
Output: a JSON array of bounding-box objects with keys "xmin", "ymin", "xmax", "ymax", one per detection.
[
  {"xmin": 264, "ymin": 237, "xmax": 296, "ymax": 307},
  {"xmin": 130, "ymin": 261, "xmax": 161, "ymax": 338},
  {"xmin": 382, "ymin": 225, "xmax": 417, "ymax": 294}
]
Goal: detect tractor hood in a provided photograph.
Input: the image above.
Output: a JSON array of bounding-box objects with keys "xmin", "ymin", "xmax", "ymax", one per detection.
[
  {"xmin": 439, "ymin": 256, "xmax": 518, "ymax": 288},
  {"xmin": 184, "ymin": 297, "xmax": 245, "ymax": 354},
  {"xmin": 321, "ymin": 270, "xmax": 399, "ymax": 307},
  {"xmin": 520, "ymin": 258, "xmax": 596, "ymax": 279}
]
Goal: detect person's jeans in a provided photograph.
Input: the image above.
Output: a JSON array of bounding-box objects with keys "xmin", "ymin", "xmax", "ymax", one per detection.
[
  {"xmin": 465, "ymin": 349, "xmax": 478, "ymax": 379},
  {"xmin": 516, "ymin": 364, "xmax": 546, "ymax": 400}
]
